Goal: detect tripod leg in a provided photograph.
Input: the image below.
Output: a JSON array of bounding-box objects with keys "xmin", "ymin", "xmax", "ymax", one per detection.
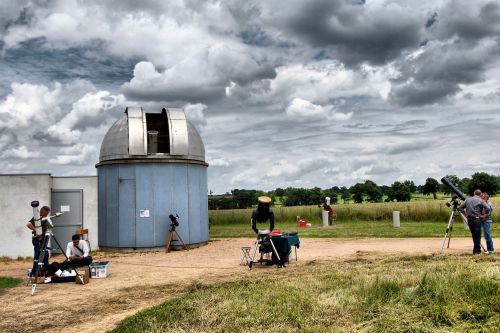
[
  {"xmin": 166, "ymin": 228, "xmax": 174, "ymax": 253},
  {"xmin": 268, "ymin": 238, "xmax": 282, "ymax": 266},
  {"xmin": 31, "ymin": 235, "xmax": 50, "ymax": 295},
  {"xmin": 174, "ymin": 230, "xmax": 188, "ymax": 250},
  {"xmin": 441, "ymin": 211, "xmax": 455, "ymax": 254}
]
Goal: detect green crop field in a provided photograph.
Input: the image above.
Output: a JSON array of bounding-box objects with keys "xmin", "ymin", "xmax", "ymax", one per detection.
[{"xmin": 209, "ymin": 197, "xmax": 500, "ymax": 238}]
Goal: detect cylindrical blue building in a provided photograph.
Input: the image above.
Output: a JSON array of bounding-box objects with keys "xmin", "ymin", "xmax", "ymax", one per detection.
[{"xmin": 96, "ymin": 107, "xmax": 208, "ymax": 250}]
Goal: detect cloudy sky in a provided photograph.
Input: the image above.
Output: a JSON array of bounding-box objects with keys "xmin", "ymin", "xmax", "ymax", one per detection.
[{"xmin": 1, "ymin": 0, "xmax": 499, "ymax": 194}]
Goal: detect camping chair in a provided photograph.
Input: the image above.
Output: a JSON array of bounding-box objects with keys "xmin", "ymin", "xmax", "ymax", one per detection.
[{"xmin": 75, "ymin": 228, "xmax": 91, "ymax": 252}]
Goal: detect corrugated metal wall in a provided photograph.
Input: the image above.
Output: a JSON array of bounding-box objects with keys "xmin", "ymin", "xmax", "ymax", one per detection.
[{"xmin": 98, "ymin": 163, "xmax": 208, "ymax": 248}]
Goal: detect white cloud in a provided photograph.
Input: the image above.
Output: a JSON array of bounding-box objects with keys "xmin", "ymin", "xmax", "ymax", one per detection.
[
  {"xmin": 47, "ymin": 90, "xmax": 124, "ymax": 144},
  {"xmin": 286, "ymin": 98, "xmax": 353, "ymax": 121},
  {"xmin": 0, "ymin": 82, "xmax": 62, "ymax": 129},
  {"xmin": 183, "ymin": 103, "xmax": 207, "ymax": 127},
  {"xmin": 49, "ymin": 143, "xmax": 97, "ymax": 165},
  {"xmin": 121, "ymin": 45, "xmax": 276, "ymax": 102},
  {"xmin": 1, "ymin": 145, "xmax": 42, "ymax": 159},
  {"xmin": 208, "ymin": 158, "xmax": 230, "ymax": 167}
]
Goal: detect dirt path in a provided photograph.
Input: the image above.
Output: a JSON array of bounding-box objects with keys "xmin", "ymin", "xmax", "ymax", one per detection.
[{"xmin": 0, "ymin": 237, "xmax": 490, "ymax": 333}]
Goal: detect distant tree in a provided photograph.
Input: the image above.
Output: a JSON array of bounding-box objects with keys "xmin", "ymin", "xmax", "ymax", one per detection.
[
  {"xmin": 468, "ymin": 172, "xmax": 499, "ymax": 195},
  {"xmin": 283, "ymin": 188, "xmax": 308, "ymax": 206},
  {"xmin": 340, "ymin": 186, "xmax": 350, "ymax": 203},
  {"xmin": 364, "ymin": 180, "xmax": 383, "ymax": 202},
  {"xmin": 379, "ymin": 185, "xmax": 391, "ymax": 196},
  {"xmin": 459, "ymin": 177, "xmax": 471, "ymax": 194},
  {"xmin": 208, "ymin": 195, "xmax": 237, "ymax": 210},
  {"xmin": 441, "ymin": 174, "xmax": 460, "ymax": 194},
  {"xmin": 274, "ymin": 188, "xmax": 285, "ymax": 197},
  {"xmin": 403, "ymin": 180, "xmax": 417, "ymax": 193},
  {"xmin": 231, "ymin": 189, "xmax": 259, "ymax": 208},
  {"xmin": 350, "ymin": 183, "xmax": 365, "ymax": 203},
  {"xmin": 422, "ymin": 177, "xmax": 439, "ymax": 199},
  {"xmin": 387, "ymin": 181, "xmax": 411, "ymax": 202}
]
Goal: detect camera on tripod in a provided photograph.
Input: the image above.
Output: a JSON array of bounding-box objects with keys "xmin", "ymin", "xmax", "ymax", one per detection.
[{"xmin": 169, "ymin": 214, "xmax": 180, "ymax": 228}]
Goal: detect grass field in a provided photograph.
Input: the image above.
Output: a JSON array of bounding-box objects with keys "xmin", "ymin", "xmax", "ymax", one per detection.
[
  {"xmin": 209, "ymin": 219, "xmax": 500, "ymax": 238},
  {"xmin": 111, "ymin": 253, "xmax": 499, "ymax": 333},
  {"xmin": 0, "ymin": 276, "xmax": 22, "ymax": 294}
]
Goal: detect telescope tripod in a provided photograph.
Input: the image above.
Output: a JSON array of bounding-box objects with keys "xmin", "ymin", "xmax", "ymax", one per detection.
[
  {"xmin": 29, "ymin": 230, "xmax": 84, "ymax": 295},
  {"xmin": 166, "ymin": 224, "xmax": 187, "ymax": 253},
  {"xmin": 440, "ymin": 206, "xmax": 488, "ymax": 254}
]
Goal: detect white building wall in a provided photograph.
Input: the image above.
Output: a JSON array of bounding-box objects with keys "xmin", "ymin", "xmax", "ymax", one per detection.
[
  {"xmin": 52, "ymin": 176, "xmax": 98, "ymax": 251},
  {"xmin": 0, "ymin": 174, "xmax": 52, "ymax": 258}
]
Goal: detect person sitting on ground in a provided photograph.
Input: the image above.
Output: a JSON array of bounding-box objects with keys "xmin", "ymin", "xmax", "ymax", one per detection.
[
  {"xmin": 480, "ymin": 192, "xmax": 495, "ymax": 254},
  {"xmin": 251, "ymin": 196, "xmax": 275, "ymax": 234},
  {"xmin": 62, "ymin": 234, "xmax": 93, "ymax": 269}
]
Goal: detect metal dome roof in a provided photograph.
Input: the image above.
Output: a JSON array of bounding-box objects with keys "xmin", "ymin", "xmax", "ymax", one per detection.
[{"xmin": 96, "ymin": 107, "xmax": 206, "ymax": 166}]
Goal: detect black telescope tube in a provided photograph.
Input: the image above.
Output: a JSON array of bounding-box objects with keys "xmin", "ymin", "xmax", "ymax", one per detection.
[{"xmin": 441, "ymin": 177, "xmax": 466, "ymax": 201}]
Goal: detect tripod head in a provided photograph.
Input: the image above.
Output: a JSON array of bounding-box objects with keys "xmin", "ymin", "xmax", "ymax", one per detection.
[{"xmin": 445, "ymin": 195, "xmax": 461, "ymax": 209}]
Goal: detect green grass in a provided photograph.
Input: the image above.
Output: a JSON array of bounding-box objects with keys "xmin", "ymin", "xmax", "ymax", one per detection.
[
  {"xmin": 209, "ymin": 219, "xmax": 500, "ymax": 238},
  {"xmin": 111, "ymin": 254, "xmax": 500, "ymax": 333},
  {"xmin": 0, "ymin": 276, "xmax": 22, "ymax": 293}
]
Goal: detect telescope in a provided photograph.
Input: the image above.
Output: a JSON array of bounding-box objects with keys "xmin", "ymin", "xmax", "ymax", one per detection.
[
  {"xmin": 169, "ymin": 214, "xmax": 180, "ymax": 227},
  {"xmin": 42, "ymin": 212, "xmax": 63, "ymax": 228},
  {"xmin": 31, "ymin": 201, "xmax": 43, "ymax": 237},
  {"xmin": 441, "ymin": 177, "xmax": 466, "ymax": 201}
]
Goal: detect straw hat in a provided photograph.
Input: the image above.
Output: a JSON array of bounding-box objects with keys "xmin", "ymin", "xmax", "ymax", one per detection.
[{"xmin": 258, "ymin": 196, "xmax": 272, "ymax": 204}]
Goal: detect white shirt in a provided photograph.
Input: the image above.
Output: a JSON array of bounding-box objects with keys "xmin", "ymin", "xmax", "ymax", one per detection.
[{"xmin": 66, "ymin": 240, "xmax": 90, "ymax": 258}]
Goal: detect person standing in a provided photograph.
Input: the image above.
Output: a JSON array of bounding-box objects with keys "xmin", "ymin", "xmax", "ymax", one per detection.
[
  {"xmin": 323, "ymin": 197, "xmax": 335, "ymax": 226},
  {"xmin": 459, "ymin": 189, "xmax": 491, "ymax": 254},
  {"xmin": 26, "ymin": 205, "xmax": 51, "ymax": 276},
  {"xmin": 481, "ymin": 193, "xmax": 494, "ymax": 253},
  {"xmin": 251, "ymin": 196, "xmax": 275, "ymax": 234}
]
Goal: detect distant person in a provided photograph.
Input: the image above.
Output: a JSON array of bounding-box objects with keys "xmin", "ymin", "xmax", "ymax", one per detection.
[
  {"xmin": 323, "ymin": 197, "xmax": 335, "ymax": 226},
  {"xmin": 459, "ymin": 189, "xmax": 491, "ymax": 254},
  {"xmin": 26, "ymin": 205, "xmax": 51, "ymax": 276},
  {"xmin": 251, "ymin": 196, "xmax": 275, "ymax": 234},
  {"xmin": 61, "ymin": 234, "xmax": 92, "ymax": 269},
  {"xmin": 480, "ymin": 193, "xmax": 494, "ymax": 254}
]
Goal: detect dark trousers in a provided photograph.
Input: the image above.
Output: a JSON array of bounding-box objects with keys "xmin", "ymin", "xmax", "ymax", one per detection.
[
  {"xmin": 61, "ymin": 256, "xmax": 93, "ymax": 270},
  {"xmin": 32, "ymin": 238, "xmax": 49, "ymax": 275},
  {"xmin": 467, "ymin": 217, "xmax": 482, "ymax": 254}
]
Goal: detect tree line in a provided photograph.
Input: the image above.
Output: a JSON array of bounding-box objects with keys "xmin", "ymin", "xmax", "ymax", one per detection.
[{"xmin": 208, "ymin": 172, "xmax": 500, "ymax": 210}]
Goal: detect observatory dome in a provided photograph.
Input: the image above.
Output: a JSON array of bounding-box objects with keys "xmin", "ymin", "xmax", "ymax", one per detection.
[{"xmin": 97, "ymin": 107, "xmax": 205, "ymax": 165}]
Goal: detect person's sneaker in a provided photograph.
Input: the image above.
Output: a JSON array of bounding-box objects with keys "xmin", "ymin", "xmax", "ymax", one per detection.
[
  {"xmin": 44, "ymin": 277, "xmax": 51, "ymax": 283},
  {"xmin": 55, "ymin": 269, "xmax": 62, "ymax": 277}
]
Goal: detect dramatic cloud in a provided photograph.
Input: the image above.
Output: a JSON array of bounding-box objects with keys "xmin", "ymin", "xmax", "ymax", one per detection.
[
  {"xmin": 47, "ymin": 90, "xmax": 124, "ymax": 144},
  {"xmin": 0, "ymin": 0, "xmax": 499, "ymax": 192},
  {"xmin": 121, "ymin": 46, "xmax": 276, "ymax": 103},
  {"xmin": 281, "ymin": 0, "xmax": 425, "ymax": 66}
]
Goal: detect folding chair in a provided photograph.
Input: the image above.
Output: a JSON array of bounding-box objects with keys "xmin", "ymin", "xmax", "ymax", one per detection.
[
  {"xmin": 240, "ymin": 246, "xmax": 252, "ymax": 266},
  {"xmin": 75, "ymin": 228, "xmax": 91, "ymax": 252}
]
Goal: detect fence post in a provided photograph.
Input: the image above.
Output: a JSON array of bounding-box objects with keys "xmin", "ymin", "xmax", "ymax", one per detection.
[{"xmin": 393, "ymin": 211, "xmax": 400, "ymax": 227}]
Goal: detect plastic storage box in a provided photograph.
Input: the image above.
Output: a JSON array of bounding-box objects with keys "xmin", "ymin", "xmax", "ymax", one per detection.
[{"xmin": 89, "ymin": 261, "xmax": 110, "ymax": 278}]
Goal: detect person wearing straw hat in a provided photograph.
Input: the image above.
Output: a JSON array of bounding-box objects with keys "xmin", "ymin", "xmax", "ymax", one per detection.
[{"xmin": 251, "ymin": 196, "xmax": 275, "ymax": 234}]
